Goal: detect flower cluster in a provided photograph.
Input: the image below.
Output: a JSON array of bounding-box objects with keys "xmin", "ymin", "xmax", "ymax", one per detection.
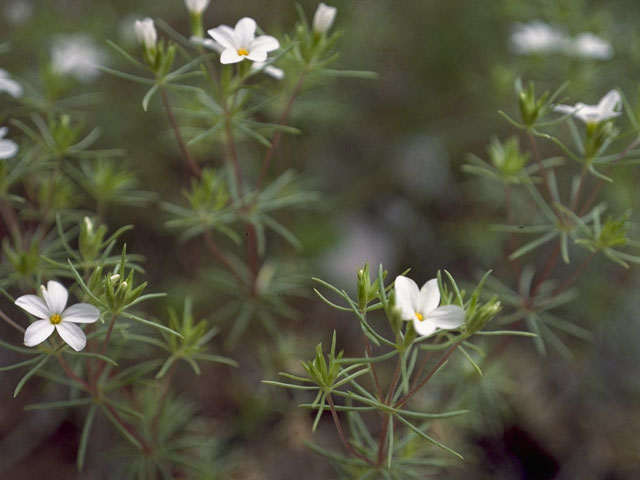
[{"xmin": 511, "ymin": 20, "xmax": 613, "ymax": 60}]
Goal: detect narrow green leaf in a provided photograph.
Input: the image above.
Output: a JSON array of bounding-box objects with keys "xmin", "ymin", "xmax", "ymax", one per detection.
[
  {"xmin": 121, "ymin": 311, "xmax": 182, "ymax": 337},
  {"xmin": 77, "ymin": 405, "xmax": 97, "ymax": 471},
  {"xmin": 25, "ymin": 397, "xmax": 92, "ymax": 410},
  {"xmin": 0, "ymin": 355, "xmax": 44, "ymax": 371},
  {"xmin": 395, "ymin": 415, "xmax": 463, "ymax": 459},
  {"xmin": 14, "ymin": 355, "xmax": 49, "ymax": 397},
  {"xmin": 99, "ymin": 405, "xmax": 143, "ymax": 449}
]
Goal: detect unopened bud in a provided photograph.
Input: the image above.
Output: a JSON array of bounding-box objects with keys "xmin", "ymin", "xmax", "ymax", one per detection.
[{"xmin": 312, "ymin": 3, "xmax": 337, "ymax": 34}]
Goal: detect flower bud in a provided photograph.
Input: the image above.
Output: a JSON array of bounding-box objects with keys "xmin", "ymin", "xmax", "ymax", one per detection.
[
  {"xmin": 185, "ymin": 0, "xmax": 210, "ymax": 14},
  {"xmin": 134, "ymin": 17, "xmax": 157, "ymax": 51},
  {"xmin": 312, "ymin": 3, "xmax": 337, "ymax": 34}
]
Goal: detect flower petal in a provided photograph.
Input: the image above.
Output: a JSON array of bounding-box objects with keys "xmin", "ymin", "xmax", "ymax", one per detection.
[
  {"xmin": 418, "ymin": 279, "xmax": 440, "ymax": 315},
  {"xmin": 412, "ymin": 317, "xmax": 437, "ymax": 337},
  {"xmin": 62, "ymin": 303, "xmax": 100, "ymax": 323},
  {"xmin": 15, "ymin": 295, "xmax": 50, "ymax": 319},
  {"xmin": 429, "ymin": 305, "xmax": 465, "ymax": 329},
  {"xmin": 220, "ymin": 48, "xmax": 244, "ymax": 64},
  {"xmin": 208, "ymin": 25, "xmax": 238, "ymax": 50},
  {"xmin": 553, "ymin": 104, "xmax": 577, "ymax": 115},
  {"xmin": 0, "ymin": 139, "xmax": 18, "ymax": 159},
  {"xmin": 235, "ymin": 17, "xmax": 257, "ymax": 47},
  {"xmin": 598, "ymin": 89, "xmax": 620, "ymax": 113},
  {"xmin": 246, "ymin": 50, "xmax": 268, "ymax": 63},
  {"xmin": 42, "ymin": 280, "xmax": 68, "ymax": 314},
  {"xmin": 249, "ymin": 35, "xmax": 280, "ymax": 53},
  {"xmin": 24, "ymin": 320, "xmax": 55, "ymax": 347},
  {"xmin": 56, "ymin": 322, "xmax": 87, "ymax": 351},
  {"xmin": 394, "ymin": 276, "xmax": 419, "ymax": 321}
]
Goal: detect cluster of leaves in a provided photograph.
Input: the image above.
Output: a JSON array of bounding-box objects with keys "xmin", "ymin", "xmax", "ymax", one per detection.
[
  {"xmin": 266, "ymin": 264, "xmax": 513, "ymax": 478},
  {"xmin": 464, "ymin": 80, "xmax": 640, "ymax": 358}
]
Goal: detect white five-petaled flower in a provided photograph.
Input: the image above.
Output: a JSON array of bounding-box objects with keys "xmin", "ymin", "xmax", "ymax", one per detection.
[
  {"xmin": 185, "ymin": 0, "xmax": 210, "ymax": 15},
  {"xmin": 570, "ymin": 32, "xmax": 613, "ymax": 60},
  {"xmin": 554, "ymin": 89, "xmax": 621, "ymax": 125},
  {"xmin": 191, "ymin": 35, "xmax": 285, "ymax": 79},
  {"xmin": 510, "ymin": 21, "xmax": 569, "ymax": 55},
  {"xmin": 134, "ymin": 17, "xmax": 157, "ymax": 50},
  {"xmin": 312, "ymin": 3, "xmax": 337, "ymax": 34},
  {"xmin": 207, "ymin": 17, "xmax": 279, "ymax": 65},
  {"xmin": 15, "ymin": 281, "xmax": 100, "ymax": 352},
  {"xmin": 394, "ymin": 276, "xmax": 465, "ymax": 338},
  {"xmin": 51, "ymin": 35, "xmax": 106, "ymax": 82},
  {"xmin": 0, "ymin": 126, "xmax": 18, "ymax": 159},
  {"xmin": 0, "ymin": 68, "xmax": 23, "ymax": 98}
]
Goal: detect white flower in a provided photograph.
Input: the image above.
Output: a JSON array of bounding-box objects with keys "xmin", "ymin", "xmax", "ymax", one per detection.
[
  {"xmin": 0, "ymin": 126, "xmax": 18, "ymax": 159},
  {"xmin": 394, "ymin": 276, "xmax": 465, "ymax": 338},
  {"xmin": 570, "ymin": 32, "xmax": 613, "ymax": 60},
  {"xmin": 51, "ymin": 35, "xmax": 106, "ymax": 82},
  {"xmin": 192, "ymin": 35, "xmax": 284, "ymax": 79},
  {"xmin": 251, "ymin": 61, "xmax": 285, "ymax": 80},
  {"xmin": 207, "ymin": 17, "xmax": 279, "ymax": 64},
  {"xmin": 554, "ymin": 89, "xmax": 621, "ymax": 125},
  {"xmin": 312, "ymin": 3, "xmax": 337, "ymax": 34},
  {"xmin": 15, "ymin": 281, "xmax": 100, "ymax": 352},
  {"xmin": 0, "ymin": 68, "xmax": 23, "ymax": 98},
  {"xmin": 510, "ymin": 21, "xmax": 569, "ymax": 55},
  {"xmin": 185, "ymin": 0, "xmax": 210, "ymax": 15},
  {"xmin": 134, "ymin": 17, "xmax": 157, "ymax": 50}
]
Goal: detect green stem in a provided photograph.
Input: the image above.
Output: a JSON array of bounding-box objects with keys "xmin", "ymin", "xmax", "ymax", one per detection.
[{"xmin": 160, "ymin": 87, "xmax": 202, "ymax": 178}]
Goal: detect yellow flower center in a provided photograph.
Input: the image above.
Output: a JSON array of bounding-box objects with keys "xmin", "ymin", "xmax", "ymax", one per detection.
[
  {"xmin": 414, "ymin": 312, "xmax": 424, "ymax": 321},
  {"xmin": 50, "ymin": 314, "xmax": 62, "ymax": 325},
  {"xmin": 237, "ymin": 48, "xmax": 249, "ymax": 56}
]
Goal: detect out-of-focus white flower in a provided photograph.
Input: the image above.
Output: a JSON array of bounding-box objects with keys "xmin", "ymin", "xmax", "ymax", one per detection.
[
  {"xmin": 394, "ymin": 276, "xmax": 465, "ymax": 338},
  {"xmin": 15, "ymin": 281, "xmax": 100, "ymax": 352},
  {"xmin": 554, "ymin": 89, "xmax": 621, "ymax": 125},
  {"xmin": 0, "ymin": 69, "xmax": 23, "ymax": 98},
  {"xmin": 510, "ymin": 21, "xmax": 569, "ymax": 55},
  {"xmin": 185, "ymin": 0, "xmax": 210, "ymax": 15},
  {"xmin": 0, "ymin": 127, "xmax": 18, "ymax": 159},
  {"xmin": 51, "ymin": 35, "xmax": 106, "ymax": 82},
  {"xmin": 312, "ymin": 3, "xmax": 337, "ymax": 34},
  {"xmin": 134, "ymin": 17, "xmax": 157, "ymax": 50},
  {"xmin": 251, "ymin": 61, "xmax": 285, "ymax": 79},
  {"xmin": 570, "ymin": 32, "xmax": 613, "ymax": 60},
  {"xmin": 3, "ymin": 0, "xmax": 33, "ymax": 26},
  {"xmin": 207, "ymin": 17, "xmax": 279, "ymax": 64}
]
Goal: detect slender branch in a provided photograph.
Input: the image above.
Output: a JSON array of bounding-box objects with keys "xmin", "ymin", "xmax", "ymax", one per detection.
[
  {"xmin": 224, "ymin": 120, "xmax": 244, "ymax": 196},
  {"xmin": 363, "ymin": 334, "xmax": 383, "ymax": 400},
  {"xmin": 57, "ymin": 354, "xmax": 92, "ymax": 393},
  {"xmin": 376, "ymin": 355, "xmax": 403, "ymax": 465},
  {"xmin": 0, "ymin": 199, "xmax": 21, "ymax": 241},
  {"xmin": 103, "ymin": 400, "xmax": 152, "ymax": 454},
  {"xmin": 203, "ymin": 230, "xmax": 245, "ymax": 286},
  {"xmin": 326, "ymin": 393, "xmax": 375, "ymax": 466},
  {"xmin": 94, "ymin": 314, "xmax": 118, "ymax": 380},
  {"xmin": 579, "ymin": 136, "xmax": 640, "ymax": 216},
  {"xmin": 530, "ymin": 242, "xmax": 561, "ymax": 298},
  {"xmin": 553, "ymin": 252, "xmax": 595, "ymax": 297},
  {"xmin": 395, "ymin": 340, "xmax": 462, "ymax": 410},
  {"xmin": 160, "ymin": 87, "xmax": 202, "ymax": 178},
  {"xmin": 257, "ymin": 71, "xmax": 308, "ymax": 189},
  {"xmin": 505, "ymin": 185, "xmax": 522, "ymax": 279},
  {"xmin": 0, "ymin": 309, "xmax": 25, "ymax": 333},
  {"xmin": 527, "ymin": 130, "xmax": 557, "ymax": 203}
]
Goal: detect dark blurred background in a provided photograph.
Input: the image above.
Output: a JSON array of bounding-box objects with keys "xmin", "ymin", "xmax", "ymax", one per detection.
[{"xmin": 1, "ymin": 0, "xmax": 640, "ymax": 478}]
